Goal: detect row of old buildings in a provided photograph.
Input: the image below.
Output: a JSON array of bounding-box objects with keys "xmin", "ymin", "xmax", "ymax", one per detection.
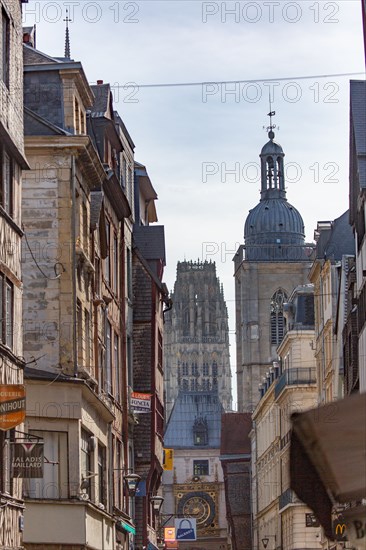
[
  {"xmin": 232, "ymin": 80, "xmax": 366, "ymax": 549},
  {"xmin": 1, "ymin": 2, "xmax": 169, "ymax": 549}
]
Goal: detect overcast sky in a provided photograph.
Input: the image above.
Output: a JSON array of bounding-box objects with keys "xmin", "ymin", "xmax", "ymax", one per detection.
[{"xmin": 26, "ymin": 0, "xmax": 365, "ymax": 407}]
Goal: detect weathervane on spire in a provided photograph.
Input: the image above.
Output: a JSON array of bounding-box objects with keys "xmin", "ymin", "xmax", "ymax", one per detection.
[
  {"xmin": 64, "ymin": 9, "xmax": 72, "ymax": 59},
  {"xmin": 263, "ymin": 93, "xmax": 279, "ymax": 140}
]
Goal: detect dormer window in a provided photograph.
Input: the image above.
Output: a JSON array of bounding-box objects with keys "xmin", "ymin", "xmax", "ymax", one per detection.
[{"xmin": 193, "ymin": 417, "xmax": 208, "ymax": 446}]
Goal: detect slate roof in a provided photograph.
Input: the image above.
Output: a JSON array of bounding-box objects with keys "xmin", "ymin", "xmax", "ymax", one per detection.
[
  {"xmin": 24, "ymin": 107, "xmax": 71, "ymax": 136},
  {"xmin": 350, "ymin": 80, "xmax": 366, "ymax": 189},
  {"xmin": 23, "ymin": 43, "xmax": 62, "ymax": 65},
  {"xmin": 89, "ymin": 84, "xmax": 111, "ymax": 118},
  {"xmin": 114, "ymin": 111, "xmax": 135, "ymax": 150},
  {"xmin": 164, "ymin": 391, "xmax": 224, "ymax": 449},
  {"xmin": 315, "ymin": 210, "xmax": 355, "ymax": 260},
  {"xmin": 133, "ymin": 225, "xmax": 166, "ymax": 265}
]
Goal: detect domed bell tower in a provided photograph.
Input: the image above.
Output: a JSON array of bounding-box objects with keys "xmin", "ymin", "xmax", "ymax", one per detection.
[{"xmin": 235, "ymin": 115, "xmax": 312, "ymax": 412}]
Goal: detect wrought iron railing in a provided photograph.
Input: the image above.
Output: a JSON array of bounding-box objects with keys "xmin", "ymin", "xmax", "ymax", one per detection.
[{"xmin": 274, "ymin": 368, "xmax": 316, "ymax": 398}]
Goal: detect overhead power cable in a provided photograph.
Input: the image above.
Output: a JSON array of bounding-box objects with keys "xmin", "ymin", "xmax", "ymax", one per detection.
[{"xmin": 110, "ymin": 71, "xmax": 365, "ymax": 89}]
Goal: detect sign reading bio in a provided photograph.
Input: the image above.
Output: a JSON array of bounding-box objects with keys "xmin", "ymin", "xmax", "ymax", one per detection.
[{"xmin": 0, "ymin": 385, "xmax": 26, "ymax": 430}]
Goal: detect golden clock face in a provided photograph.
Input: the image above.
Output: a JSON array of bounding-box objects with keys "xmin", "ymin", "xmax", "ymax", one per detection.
[{"xmin": 178, "ymin": 492, "xmax": 216, "ymax": 528}]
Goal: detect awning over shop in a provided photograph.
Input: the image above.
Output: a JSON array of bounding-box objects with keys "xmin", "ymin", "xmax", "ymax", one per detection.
[
  {"xmin": 116, "ymin": 518, "xmax": 136, "ymax": 535},
  {"xmin": 290, "ymin": 392, "xmax": 366, "ymax": 539}
]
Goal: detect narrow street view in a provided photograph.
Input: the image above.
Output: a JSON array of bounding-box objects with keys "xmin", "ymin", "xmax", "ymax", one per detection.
[{"xmin": 0, "ymin": 1, "xmax": 365, "ymax": 549}]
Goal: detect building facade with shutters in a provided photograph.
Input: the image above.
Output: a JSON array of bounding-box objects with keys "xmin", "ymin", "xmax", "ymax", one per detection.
[
  {"xmin": 349, "ymin": 79, "xmax": 366, "ymax": 393},
  {"xmin": 308, "ymin": 211, "xmax": 355, "ymax": 406},
  {"xmin": 0, "ymin": 1, "xmax": 28, "ymax": 548},
  {"xmin": 251, "ymin": 285, "xmax": 321, "ymax": 550},
  {"xmin": 131, "ymin": 164, "xmax": 170, "ymax": 550},
  {"xmin": 234, "ymin": 129, "xmax": 313, "ymax": 413},
  {"xmin": 20, "ymin": 35, "xmax": 146, "ymax": 550}
]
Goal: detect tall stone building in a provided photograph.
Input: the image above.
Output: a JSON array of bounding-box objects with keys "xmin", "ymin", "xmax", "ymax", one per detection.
[
  {"xmin": 234, "ymin": 127, "xmax": 313, "ymax": 412},
  {"xmin": 162, "ymin": 261, "xmax": 232, "ymax": 548},
  {"xmin": 20, "ymin": 34, "xmax": 167, "ymax": 550},
  {"xmin": 0, "ymin": 1, "xmax": 28, "ymax": 548},
  {"xmin": 164, "ymin": 260, "xmax": 232, "ymax": 419}
]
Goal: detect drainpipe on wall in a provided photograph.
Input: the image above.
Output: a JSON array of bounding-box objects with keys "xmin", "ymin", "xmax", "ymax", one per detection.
[{"xmin": 71, "ymin": 155, "xmax": 78, "ymax": 377}]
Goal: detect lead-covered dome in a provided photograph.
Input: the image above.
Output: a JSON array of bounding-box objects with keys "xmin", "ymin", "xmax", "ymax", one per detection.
[
  {"xmin": 243, "ymin": 130, "xmax": 307, "ymax": 261},
  {"xmin": 244, "ymin": 199, "xmax": 305, "ymax": 244}
]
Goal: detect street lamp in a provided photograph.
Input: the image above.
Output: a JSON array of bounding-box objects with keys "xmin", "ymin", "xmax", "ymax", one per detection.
[
  {"xmin": 124, "ymin": 472, "xmax": 141, "ymax": 497},
  {"xmin": 150, "ymin": 495, "xmax": 164, "ymax": 514}
]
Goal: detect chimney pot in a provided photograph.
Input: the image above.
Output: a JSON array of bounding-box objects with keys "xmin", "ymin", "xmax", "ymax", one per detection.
[{"xmin": 97, "ymin": 80, "xmax": 103, "ymax": 85}]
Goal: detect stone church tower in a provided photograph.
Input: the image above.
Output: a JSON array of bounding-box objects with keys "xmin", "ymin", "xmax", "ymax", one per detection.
[
  {"xmin": 164, "ymin": 260, "xmax": 232, "ymax": 420},
  {"xmin": 235, "ymin": 127, "xmax": 313, "ymax": 412}
]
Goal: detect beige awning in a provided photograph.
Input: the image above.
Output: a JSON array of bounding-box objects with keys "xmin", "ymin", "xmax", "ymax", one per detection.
[{"xmin": 290, "ymin": 392, "xmax": 366, "ymax": 539}]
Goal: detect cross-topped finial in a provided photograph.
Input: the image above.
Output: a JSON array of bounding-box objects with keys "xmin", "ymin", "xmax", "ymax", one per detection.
[{"xmin": 63, "ymin": 9, "xmax": 72, "ymax": 59}]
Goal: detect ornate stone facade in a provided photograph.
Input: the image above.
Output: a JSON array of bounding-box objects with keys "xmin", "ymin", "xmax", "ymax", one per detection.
[{"xmin": 164, "ymin": 260, "xmax": 232, "ymax": 419}]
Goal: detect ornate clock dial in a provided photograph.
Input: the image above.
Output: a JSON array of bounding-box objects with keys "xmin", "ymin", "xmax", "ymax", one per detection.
[{"xmin": 177, "ymin": 491, "xmax": 216, "ymax": 527}]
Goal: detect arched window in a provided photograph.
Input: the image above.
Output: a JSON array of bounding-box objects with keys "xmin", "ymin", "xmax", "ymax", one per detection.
[
  {"xmin": 270, "ymin": 289, "xmax": 287, "ymax": 345},
  {"xmin": 193, "ymin": 417, "xmax": 208, "ymax": 446},
  {"xmin": 267, "ymin": 156, "xmax": 275, "ymax": 188}
]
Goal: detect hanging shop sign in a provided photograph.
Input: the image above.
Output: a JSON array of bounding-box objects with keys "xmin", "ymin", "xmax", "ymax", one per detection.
[
  {"xmin": 164, "ymin": 527, "xmax": 176, "ymax": 541},
  {"xmin": 0, "ymin": 385, "xmax": 26, "ymax": 430},
  {"xmin": 11, "ymin": 442, "xmax": 44, "ymax": 478},
  {"xmin": 163, "ymin": 448, "xmax": 174, "ymax": 471},
  {"xmin": 175, "ymin": 518, "xmax": 197, "ymax": 541},
  {"xmin": 130, "ymin": 392, "xmax": 151, "ymax": 413}
]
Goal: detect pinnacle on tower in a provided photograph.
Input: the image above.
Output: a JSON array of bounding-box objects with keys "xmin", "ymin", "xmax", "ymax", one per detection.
[{"xmin": 64, "ymin": 9, "xmax": 71, "ymax": 59}]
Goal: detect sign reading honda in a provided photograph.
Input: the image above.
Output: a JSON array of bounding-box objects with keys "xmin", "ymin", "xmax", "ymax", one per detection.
[
  {"xmin": 11, "ymin": 442, "xmax": 44, "ymax": 478},
  {"xmin": 130, "ymin": 392, "xmax": 151, "ymax": 413},
  {"xmin": 0, "ymin": 385, "xmax": 26, "ymax": 430},
  {"xmin": 175, "ymin": 518, "xmax": 197, "ymax": 541}
]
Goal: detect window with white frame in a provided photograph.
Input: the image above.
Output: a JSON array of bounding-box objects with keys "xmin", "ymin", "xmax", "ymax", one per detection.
[
  {"xmin": 105, "ymin": 220, "xmax": 111, "ymax": 286},
  {"xmin": 0, "ymin": 273, "xmax": 13, "ymax": 350},
  {"xmin": 98, "ymin": 443, "xmax": 106, "ymax": 505},
  {"xmin": 114, "ymin": 332, "xmax": 120, "ymax": 400},
  {"xmin": 0, "ymin": 148, "xmax": 15, "ymax": 217},
  {"xmin": 24, "ymin": 431, "xmax": 68, "ymax": 499},
  {"xmin": 105, "ymin": 320, "xmax": 112, "ymax": 394},
  {"xmin": 80, "ymin": 429, "xmax": 92, "ymax": 496},
  {"xmin": 193, "ymin": 460, "xmax": 209, "ymax": 476},
  {"xmin": 113, "ymin": 233, "xmax": 118, "ymax": 293}
]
